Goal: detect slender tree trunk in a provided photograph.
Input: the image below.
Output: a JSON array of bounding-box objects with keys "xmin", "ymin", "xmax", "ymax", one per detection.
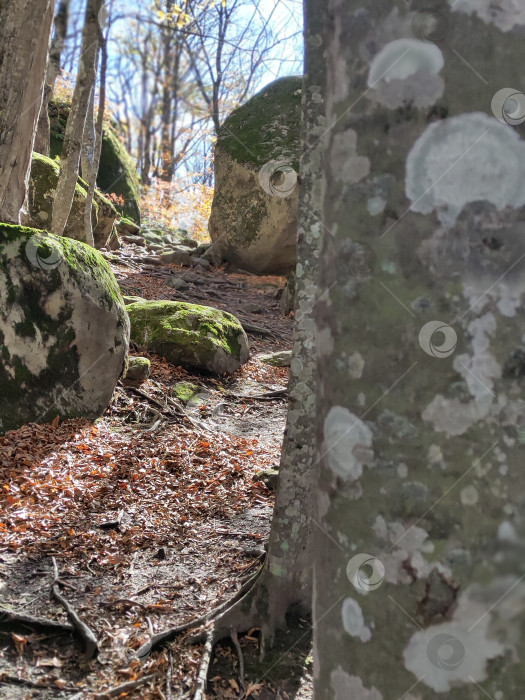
[
  {"xmin": 51, "ymin": 0, "xmax": 102, "ymax": 241},
  {"xmin": 81, "ymin": 85, "xmax": 97, "ymax": 185},
  {"xmin": 84, "ymin": 26, "xmax": 107, "ymax": 241},
  {"xmin": 203, "ymin": 0, "xmax": 327, "ymax": 646},
  {"xmin": 314, "ymin": 2, "xmax": 525, "ymax": 698},
  {"xmin": 34, "ymin": 0, "xmax": 70, "ymax": 156},
  {"xmin": 0, "ymin": 0, "xmax": 55, "ymax": 223}
]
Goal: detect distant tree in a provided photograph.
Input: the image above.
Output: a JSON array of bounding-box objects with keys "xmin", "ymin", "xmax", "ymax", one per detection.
[
  {"xmin": 51, "ymin": 0, "xmax": 104, "ymax": 243},
  {"xmin": 0, "ymin": 0, "xmax": 56, "ymax": 223},
  {"xmin": 34, "ymin": 0, "xmax": 70, "ymax": 156}
]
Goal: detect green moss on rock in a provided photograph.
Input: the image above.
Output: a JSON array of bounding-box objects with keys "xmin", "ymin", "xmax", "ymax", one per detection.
[
  {"xmin": 29, "ymin": 152, "xmax": 118, "ymax": 248},
  {"xmin": 171, "ymin": 381, "xmax": 200, "ymax": 403},
  {"xmin": 217, "ymin": 76, "xmax": 302, "ymax": 170},
  {"xmin": 126, "ymin": 300, "xmax": 250, "ymax": 374},
  {"xmin": 0, "ymin": 225, "xmax": 129, "ymax": 435}
]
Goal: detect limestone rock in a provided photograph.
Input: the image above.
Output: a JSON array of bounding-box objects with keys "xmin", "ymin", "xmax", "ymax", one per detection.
[
  {"xmin": 209, "ymin": 76, "xmax": 302, "ymax": 275},
  {"xmin": 0, "ymin": 225, "xmax": 129, "ymax": 434},
  {"xmin": 127, "ymin": 300, "xmax": 250, "ymax": 374}
]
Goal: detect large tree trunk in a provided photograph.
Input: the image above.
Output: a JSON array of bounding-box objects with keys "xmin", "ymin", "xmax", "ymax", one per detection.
[
  {"xmin": 0, "ymin": 0, "xmax": 55, "ymax": 223},
  {"xmin": 314, "ymin": 2, "xmax": 525, "ymax": 698},
  {"xmin": 34, "ymin": 0, "xmax": 70, "ymax": 156},
  {"xmin": 51, "ymin": 0, "xmax": 102, "ymax": 242}
]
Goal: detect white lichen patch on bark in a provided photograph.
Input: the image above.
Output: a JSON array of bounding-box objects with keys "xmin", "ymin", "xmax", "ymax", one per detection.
[
  {"xmin": 423, "ymin": 313, "xmax": 503, "ymax": 436},
  {"xmin": 341, "ymin": 598, "xmax": 371, "ymax": 642},
  {"xmin": 449, "ymin": 0, "xmax": 525, "ymax": 32},
  {"xmin": 404, "ymin": 578, "xmax": 525, "ymax": 691},
  {"xmin": 367, "ymin": 38, "xmax": 444, "ymax": 108},
  {"xmin": 330, "ymin": 131, "xmax": 370, "ymax": 185},
  {"xmin": 323, "ymin": 406, "xmax": 374, "ymax": 481},
  {"xmin": 406, "ymin": 113, "xmax": 525, "ymax": 227},
  {"xmin": 372, "ymin": 516, "xmax": 450, "ymax": 584},
  {"xmin": 331, "ymin": 668, "xmax": 383, "ymax": 700}
]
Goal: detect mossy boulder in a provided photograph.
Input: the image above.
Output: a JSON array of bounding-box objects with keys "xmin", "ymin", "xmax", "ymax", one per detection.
[
  {"xmin": 49, "ymin": 99, "xmax": 141, "ymax": 222},
  {"xmin": 124, "ymin": 356, "xmax": 150, "ymax": 382},
  {"xmin": 28, "ymin": 152, "xmax": 118, "ymax": 248},
  {"xmin": 126, "ymin": 300, "xmax": 249, "ymax": 374},
  {"xmin": 0, "ymin": 225, "xmax": 130, "ymax": 435},
  {"xmin": 209, "ymin": 76, "xmax": 302, "ymax": 275}
]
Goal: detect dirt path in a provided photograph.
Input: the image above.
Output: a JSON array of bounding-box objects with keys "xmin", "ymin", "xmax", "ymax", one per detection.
[{"xmin": 0, "ymin": 252, "xmax": 312, "ymax": 698}]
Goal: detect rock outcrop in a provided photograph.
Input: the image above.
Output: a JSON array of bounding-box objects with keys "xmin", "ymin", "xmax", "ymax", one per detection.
[
  {"xmin": 126, "ymin": 300, "xmax": 249, "ymax": 374},
  {"xmin": 0, "ymin": 225, "xmax": 129, "ymax": 434},
  {"xmin": 209, "ymin": 76, "xmax": 302, "ymax": 275}
]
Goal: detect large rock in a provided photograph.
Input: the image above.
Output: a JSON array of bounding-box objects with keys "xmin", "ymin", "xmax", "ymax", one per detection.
[
  {"xmin": 0, "ymin": 225, "xmax": 130, "ymax": 434},
  {"xmin": 209, "ymin": 76, "xmax": 302, "ymax": 275},
  {"xmin": 28, "ymin": 152, "xmax": 118, "ymax": 248},
  {"xmin": 49, "ymin": 99, "xmax": 141, "ymax": 223},
  {"xmin": 127, "ymin": 300, "xmax": 249, "ymax": 374}
]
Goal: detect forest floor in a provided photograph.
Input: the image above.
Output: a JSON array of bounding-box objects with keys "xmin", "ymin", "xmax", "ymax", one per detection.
[{"xmin": 0, "ymin": 247, "xmax": 313, "ymax": 699}]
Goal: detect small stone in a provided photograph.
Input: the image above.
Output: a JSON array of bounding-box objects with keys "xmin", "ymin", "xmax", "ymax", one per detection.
[
  {"xmin": 171, "ymin": 381, "xmax": 200, "ymax": 403},
  {"xmin": 122, "ymin": 295, "xmax": 146, "ymax": 305},
  {"xmin": 160, "ymin": 248, "xmax": 194, "ymax": 266},
  {"xmin": 180, "ymin": 237, "xmax": 198, "ymax": 249},
  {"xmin": 124, "ymin": 356, "xmax": 151, "ymax": 382},
  {"xmin": 253, "ymin": 468, "xmax": 279, "ymax": 489},
  {"xmin": 165, "ymin": 277, "xmax": 189, "ymax": 291},
  {"xmin": 117, "ymin": 217, "xmax": 140, "ymax": 235},
  {"xmin": 258, "ymin": 350, "xmax": 292, "ymax": 367},
  {"xmin": 122, "ymin": 234, "xmax": 146, "ymax": 246},
  {"xmin": 193, "ymin": 257, "xmax": 210, "ymax": 269}
]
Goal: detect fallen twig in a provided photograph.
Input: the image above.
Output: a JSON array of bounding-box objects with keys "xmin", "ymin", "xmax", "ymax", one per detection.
[
  {"xmin": 227, "ymin": 389, "xmax": 287, "ymax": 401},
  {"xmin": 51, "ymin": 557, "xmax": 99, "ymax": 660},
  {"xmin": 93, "ymin": 673, "xmax": 159, "ymax": 699},
  {"xmin": 118, "ymin": 382, "xmax": 167, "ymax": 410}
]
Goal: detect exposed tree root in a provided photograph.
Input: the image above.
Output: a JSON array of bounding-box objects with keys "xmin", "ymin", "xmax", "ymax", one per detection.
[
  {"xmin": 0, "ymin": 606, "xmax": 74, "ymax": 635},
  {"xmin": 93, "ymin": 673, "xmax": 159, "ymax": 699},
  {"xmin": 51, "ymin": 557, "xmax": 99, "ymax": 660},
  {"xmin": 230, "ymin": 629, "xmax": 246, "ymax": 698},
  {"xmin": 133, "ymin": 564, "xmax": 264, "ymax": 661},
  {"xmin": 193, "ymin": 629, "xmax": 214, "ymax": 700}
]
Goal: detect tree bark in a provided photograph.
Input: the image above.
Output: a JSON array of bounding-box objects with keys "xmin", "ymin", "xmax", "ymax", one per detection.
[
  {"xmin": 314, "ymin": 2, "xmax": 525, "ymax": 698},
  {"xmin": 83, "ymin": 24, "xmax": 107, "ymax": 244},
  {"xmin": 51, "ymin": 0, "xmax": 102, "ymax": 242},
  {"xmin": 34, "ymin": 0, "xmax": 70, "ymax": 156},
  {"xmin": 0, "ymin": 0, "xmax": 55, "ymax": 223}
]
